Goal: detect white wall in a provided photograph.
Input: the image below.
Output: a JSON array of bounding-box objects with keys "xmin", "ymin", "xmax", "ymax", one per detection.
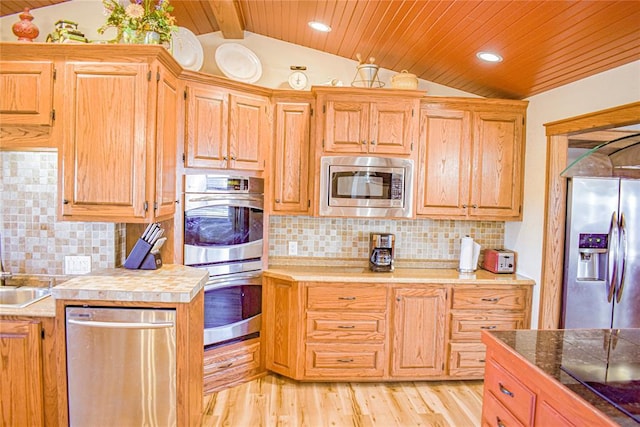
[{"xmin": 506, "ymin": 60, "xmax": 640, "ymax": 328}]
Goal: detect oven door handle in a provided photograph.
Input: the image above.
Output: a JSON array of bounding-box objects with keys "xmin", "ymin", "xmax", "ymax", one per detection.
[
  {"xmin": 204, "ymin": 271, "xmax": 262, "ymax": 290},
  {"xmin": 185, "ymin": 194, "xmax": 264, "ymax": 203}
]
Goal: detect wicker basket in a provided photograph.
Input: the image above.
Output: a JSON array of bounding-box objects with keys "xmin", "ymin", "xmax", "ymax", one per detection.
[{"xmin": 391, "ymin": 70, "xmax": 418, "ymax": 89}]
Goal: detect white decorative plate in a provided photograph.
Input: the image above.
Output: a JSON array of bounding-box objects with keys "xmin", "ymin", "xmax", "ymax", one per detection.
[
  {"xmin": 172, "ymin": 27, "xmax": 204, "ymax": 71},
  {"xmin": 215, "ymin": 43, "xmax": 262, "ymax": 83}
]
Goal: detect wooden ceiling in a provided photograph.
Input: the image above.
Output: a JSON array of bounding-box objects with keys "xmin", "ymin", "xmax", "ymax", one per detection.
[{"xmin": 3, "ymin": 1, "xmax": 640, "ymax": 99}]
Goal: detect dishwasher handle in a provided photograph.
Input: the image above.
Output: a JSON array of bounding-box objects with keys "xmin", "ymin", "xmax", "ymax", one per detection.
[{"xmin": 67, "ymin": 319, "xmax": 175, "ymax": 329}]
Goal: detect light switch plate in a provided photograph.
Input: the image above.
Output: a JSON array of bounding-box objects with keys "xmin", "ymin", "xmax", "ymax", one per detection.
[
  {"xmin": 64, "ymin": 255, "xmax": 91, "ymax": 275},
  {"xmin": 288, "ymin": 241, "xmax": 298, "ymax": 256}
]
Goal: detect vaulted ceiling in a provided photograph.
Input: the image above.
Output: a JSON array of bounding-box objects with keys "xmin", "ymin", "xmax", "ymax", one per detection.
[{"xmin": 2, "ymin": 0, "xmax": 640, "ymax": 99}]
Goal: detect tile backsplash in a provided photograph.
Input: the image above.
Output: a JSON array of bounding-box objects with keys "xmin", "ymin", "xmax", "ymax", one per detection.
[
  {"xmin": 1, "ymin": 151, "xmax": 125, "ymax": 275},
  {"xmin": 268, "ymin": 215, "xmax": 504, "ymax": 267}
]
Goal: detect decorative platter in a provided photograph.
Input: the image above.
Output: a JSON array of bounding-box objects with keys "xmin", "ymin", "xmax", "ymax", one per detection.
[
  {"xmin": 171, "ymin": 27, "xmax": 204, "ymax": 71},
  {"xmin": 214, "ymin": 43, "xmax": 262, "ymax": 83}
]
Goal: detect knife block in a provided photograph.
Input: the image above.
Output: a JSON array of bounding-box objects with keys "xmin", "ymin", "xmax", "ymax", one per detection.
[{"xmin": 123, "ymin": 238, "xmax": 161, "ymax": 270}]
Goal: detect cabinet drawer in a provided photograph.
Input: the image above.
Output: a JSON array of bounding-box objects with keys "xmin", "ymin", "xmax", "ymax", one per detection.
[
  {"xmin": 449, "ymin": 342, "xmax": 486, "ymax": 378},
  {"xmin": 450, "ymin": 312, "xmax": 525, "ymax": 341},
  {"xmin": 452, "ymin": 288, "xmax": 528, "ymax": 310},
  {"xmin": 306, "ymin": 284, "xmax": 387, "ymax": 311},
  {"xmin": 484, "ymin": 359, "xmax": 536, "ymax": 426},
  {"xmin": 305, "ymin": 343, "xmax": 384, "ymax": 378},
  {"xmin": 203, "ymin": 339, "xmax": 261, "ymax": 394},
  {"xmin": 307, "ymin": 311, "xmax": 386, "ymax": 341},
  {"xmin": 482, "ymin": 391, "xmax": 525, "ymax": 427}
]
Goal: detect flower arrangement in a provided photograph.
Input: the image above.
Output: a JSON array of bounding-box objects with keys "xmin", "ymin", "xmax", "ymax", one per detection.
[{"xmin": 98, "ymin": 0, "xmax": 178, "ymax": 44}]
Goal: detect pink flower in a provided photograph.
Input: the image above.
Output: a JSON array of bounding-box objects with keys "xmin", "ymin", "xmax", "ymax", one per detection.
[{"xmin": 125, "ymin": 3, "xmax": 145, "ymax": 20}]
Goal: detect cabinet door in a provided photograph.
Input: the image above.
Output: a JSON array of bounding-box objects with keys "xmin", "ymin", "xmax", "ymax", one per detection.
[
  {"xmin": 184, "ymin": 84, "xmax": 228, "ymax": 169},
  {"xmin": 61, "ymin": 62, "xmax": 149, "ymax": 221},
  {"xmin": 470, "ymin": 111, "xmax": 524, "ymax": 219},
  {"xmin": 417, "ymin": 107, "xmax": 471, "ymax": 217},
  {"xmin": 229, "ymin": 93, "xmax": 269, "ymax": 171},
  {"xmin": 391, "ymin": 287, "xmax": 447, "ymax": 377},
  {"xmin": 322, "ymin": 99, "xmax": 369, "ymax": 153},
  {"xmin": 0, "ymin": 60, "xmax": 53, "ymax": 126},
  {"xmin": 369, "ymin": 99, "xmax": 416, "ymax": 155},
  {"xmin": 153, "ymin": 67, "xmax": 178, "ymax": 220},
  {"xmin": 264, "ymin": 277, "xmax": 301, "ymax": 378},
  {"xmin": 273, "ymin": 102, "xmax": 311, "ymax": 213},
  {"xmin": 0, "ymin": 319, "xmax": 44, "ymax": 426}
]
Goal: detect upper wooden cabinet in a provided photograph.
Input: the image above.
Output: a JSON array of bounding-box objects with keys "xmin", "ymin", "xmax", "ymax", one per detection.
[
  {"xmin": 184, "ymin": 81, "xmax": 269, "ymax": 171},
  {"xmin": 0, "ymin": 60, "xmax": 54, "ymax": 126},
  {"xmin": 416, "ymin": 98, "xmax": 527, "ymax": 220},
  {"xmin": 60, "ymin": 60, "xmax": 178, "ymax": 222},
  {"xmin": 313, "ymin": 87, "xmax": 423, "ymax": 156},
  {"xmin": 271, "ymin": 96, "xmax": 313, "ymax": 214}
]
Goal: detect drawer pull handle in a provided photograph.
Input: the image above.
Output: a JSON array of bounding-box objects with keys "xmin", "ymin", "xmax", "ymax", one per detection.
[
  {"xmin": 337, "ymin": 358, "xmax": 354, "ymax": 363},
  {"xmin": 481, "ymin": 298, "xmax": 500, "ymax": 302},
  {"xmin": 498, "ymin": 382, "xmax": 514, "ymax": 397},
  {"xmin": 338, "ymin": 297, "xmax": 356, "ymax": 300},
  {"xmin": 481, "ymin": 325, "xmax": 497, "ymax": 330},
  {"xmin": 496, "ymin": 416, "xmax": 506, "ymax": 427},
  {"xmin": 479, "ymin": 359, "xmax": 485, "ymax": 363},
  {"xmin": 217, "ymin": 362, "xmax": 233, "ymax": 369},
  {"xmin": 337, "ymin": 325, "xmax": 355, "ymax": 329}
]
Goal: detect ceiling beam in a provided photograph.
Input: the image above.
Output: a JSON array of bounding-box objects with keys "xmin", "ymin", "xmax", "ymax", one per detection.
[{"xmin": 208, "ymin": 0, "xmax": 244, "ymax": 39}]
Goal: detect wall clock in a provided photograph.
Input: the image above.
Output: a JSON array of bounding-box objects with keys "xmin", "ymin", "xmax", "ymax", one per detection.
[{"xmin": 288, "ymin": 71, "xmax": 308, "ymax": 90}]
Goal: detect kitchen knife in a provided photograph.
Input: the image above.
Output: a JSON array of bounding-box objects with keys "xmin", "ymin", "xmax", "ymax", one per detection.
[
  {"xmin": 150, "ymin": 237, "xmax": 167, "ymax": 253},
  {"xmin": 141, "ymin": 222, "xmax": 155, "ymax": 240}
]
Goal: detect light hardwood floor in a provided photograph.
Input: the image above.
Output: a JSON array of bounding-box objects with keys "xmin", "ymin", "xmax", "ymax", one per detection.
[{"xmin": 202, "ymin": 374, "xmax": 484, "ymax": 426}]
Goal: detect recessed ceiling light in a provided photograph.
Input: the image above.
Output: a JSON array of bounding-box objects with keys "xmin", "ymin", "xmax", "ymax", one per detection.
[
  {"xmin": 476, "ymin": 51, "xmax": 503, "ymax": 62},
  {"xmin": 308, "ymin": 21, "xmax": 331, "ymax": 32}
]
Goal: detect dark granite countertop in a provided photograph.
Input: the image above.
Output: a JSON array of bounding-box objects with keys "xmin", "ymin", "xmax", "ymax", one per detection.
[{"xmin": 488, "ymin": 329, "xmax": 640, "ymax": 426}]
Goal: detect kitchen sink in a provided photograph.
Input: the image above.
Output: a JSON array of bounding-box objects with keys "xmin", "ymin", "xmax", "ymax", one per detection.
[{"xmin": 0, "ymin": 286, "xmax": 51, "ymax": 308}]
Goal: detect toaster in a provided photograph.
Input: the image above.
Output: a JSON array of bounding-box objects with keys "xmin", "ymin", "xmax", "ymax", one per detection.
[{"xmin": 482, "ymin": 249, "xmax": 516, "ymax": 273}]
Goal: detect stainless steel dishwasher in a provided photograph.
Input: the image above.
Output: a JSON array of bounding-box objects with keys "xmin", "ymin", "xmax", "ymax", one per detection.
[{"xmin": 65, "ymin": 306, "xmax": 177, "ymax": 427}]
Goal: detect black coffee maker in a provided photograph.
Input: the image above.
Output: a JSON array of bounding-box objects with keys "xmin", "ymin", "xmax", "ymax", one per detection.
[{"xmin": 369, "ymin": 233, "xmax": 395, "ymax": 272}]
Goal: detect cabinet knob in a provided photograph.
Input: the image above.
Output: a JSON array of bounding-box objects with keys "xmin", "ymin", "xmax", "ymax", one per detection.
[
  {"xmin": 496, "ymin": 417, "xmax": 506, "ymax": 427},
  {"xmin": 63, "ymin": 199, "xmax": 69, "ymax": 204},
  {"xmin": 472, "ymin": 204, "xmax": 478, "ymax": 209},
  {"xmin": 231, "ymin": 156, "xmax": 237, "ymax": 161},
  {"xmin": 223, "ymin": 156, "xmax": 228, "ymax": 161},
  {"xmin": 370, "ymin": 139, "xmax": 376, "ymax": 145},
  {"xmin": 361, "ymin": 140, "xmax": 367, "ymax": 145},
  {"xmin": 462, "ymin": 204, "xmax": 468, "ymax": 208},
  {"xmin": 275, "ymin": 199, "xmax": 281, "ymax": 203},
  {"xmin": 396, "ymin": 297, "xmax": 401, "ymax": 302}
]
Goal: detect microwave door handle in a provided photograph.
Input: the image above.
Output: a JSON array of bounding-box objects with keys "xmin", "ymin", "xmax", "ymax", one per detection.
[
  {"xmin": 606, "ymin": 211, "xmax": 618, "ymax": 303},
  {"xmin": 616, "ymin": 212, "xmax": 627, "ymax": 303}
]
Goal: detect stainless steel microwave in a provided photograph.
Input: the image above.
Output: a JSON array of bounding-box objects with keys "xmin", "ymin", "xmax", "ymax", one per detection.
[{"xmin": 319, "ymin": 156, "xmax": 414, "ymax": 218}]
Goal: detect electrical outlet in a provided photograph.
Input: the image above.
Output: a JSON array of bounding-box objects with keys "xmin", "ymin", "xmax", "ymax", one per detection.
[
  {"xmin": 288, "ymin": 241, "xmax": 298, "ymax": 256},
  {"xmin": 64, "ymin": 255, "xmax": 91, "ymax": 275}
]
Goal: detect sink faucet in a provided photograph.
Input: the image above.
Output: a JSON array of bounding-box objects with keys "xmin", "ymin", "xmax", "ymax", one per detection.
[{"xmin": 0, "ymin": 232, "xmax": 12, "ymax": 286}]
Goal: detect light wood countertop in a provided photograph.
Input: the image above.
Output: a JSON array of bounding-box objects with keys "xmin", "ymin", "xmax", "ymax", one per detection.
[
  {"xmin": 264, "ymin": 266, "xmax": 535, "ymax": 285},
  {"xmin": 51, "ymin": 264, "xmax": 207, "ymax": 303}
]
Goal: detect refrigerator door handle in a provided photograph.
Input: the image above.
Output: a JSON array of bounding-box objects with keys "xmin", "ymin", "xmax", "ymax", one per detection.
[
  {"xmin": 615, "ymin": 212, "xmax": 627, "ymax": 303},
  {"xmin": 606, "ymin": 211, "xmax": 619, "ymax": 303}
]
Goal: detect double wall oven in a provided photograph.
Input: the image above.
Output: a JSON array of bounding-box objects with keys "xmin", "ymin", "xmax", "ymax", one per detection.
[{"xmin": 184, "ymin": 175, "xmax": 264, "ymax": 348}]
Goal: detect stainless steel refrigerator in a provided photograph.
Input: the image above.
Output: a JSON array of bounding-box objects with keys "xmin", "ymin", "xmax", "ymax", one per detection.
[{"xmin": 562, "ymin": 177, "xmax": 640, "ymax": 329}]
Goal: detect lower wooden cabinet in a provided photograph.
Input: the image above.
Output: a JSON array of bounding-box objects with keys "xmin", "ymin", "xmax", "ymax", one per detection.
[
  {"xmin": 263, "ymin": 275, "xmax": 532, "ymax": 381},
  {"xmin": 0, "ymin": 316, "xmax": 57, "ymax": 427},
  {"xmin": 203, "ymin": 337, "xmax": 263, "ymax": 394}
]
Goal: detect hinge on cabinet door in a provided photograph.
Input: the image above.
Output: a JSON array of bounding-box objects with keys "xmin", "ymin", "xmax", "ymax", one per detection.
[
  {"xmin": 412, "ymin": 109, "xmax": 414, "ymax": 117},
  {"xmin": 156, "ymin": 71, "xmax": 160, "ymax": 82},
  {"xmin": 263, "ymin": 160, "xmax": 266, "ymax": 167},
  {"xmin": 310, "ymin": 108, "xmax": 314, "ymax": 116},
  {"xmin": 143, "ymin": 201, "xmax": 149, "ymax": 211},
  {"xmin": 147, "ymin": 71, "xmax": 152, "ymax": 81},
  {"xmin": 53, "ymin": 68, "xmax": 57, "ymax": 81},
  {"xmin": 322, "ymin": 139, "xmax": 325, "ymax": 148},
  {"xmin": 154, "ymin": 201, "xmax": 158, "ymax": 211},
  {"xmin": 41, "ymin": 329, "xmax": 45, "ymax": 339},
  {"xmin": 308, "ymin": 200, "xmax": 311, "ymax": 208},
  {"xmin": 322, "ymin": 105, "xmax": 326, "ymax": 114},
  {"xmin": 51, "ymin": 109, "xmax": 56, "ymax": 121},
  {"xmin": 411, "ymin": 142, "xmax": 414, "ymax": 151},
  {"xmin": 184, "ymin": 90, "xmax": 187, "ymax": 100},
  {"xmin": 182, "ymin": 153, "xmax": 186, "ymax": 163}
]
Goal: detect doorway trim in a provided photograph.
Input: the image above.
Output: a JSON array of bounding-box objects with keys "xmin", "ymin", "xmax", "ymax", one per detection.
[{"xmin": 538, "ymin": 101, "xmax": 640, "ymax": 329}]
